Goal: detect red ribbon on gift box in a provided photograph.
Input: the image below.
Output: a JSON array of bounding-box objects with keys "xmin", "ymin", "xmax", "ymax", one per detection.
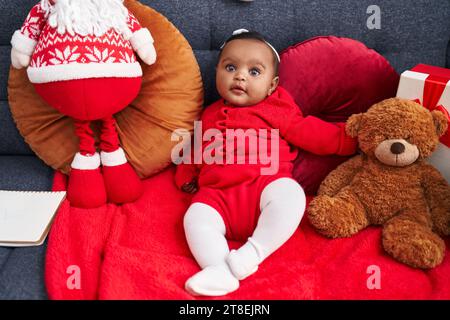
[{"xmin": 411, "ymin": 64, "xmax": 450, "ymax": 147}]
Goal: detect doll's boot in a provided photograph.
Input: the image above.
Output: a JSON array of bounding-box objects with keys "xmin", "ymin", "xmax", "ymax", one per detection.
[
  {"xmin": 101, "ymin": 147, "xmax": 143, "ymax": 204},
  {"xmin": 68, "ymin": 152, "xmax": 107, "ymax": 208}
]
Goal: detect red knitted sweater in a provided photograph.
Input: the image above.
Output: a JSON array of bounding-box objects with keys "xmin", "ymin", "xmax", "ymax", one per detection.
[
  {"xmin": 175, "ymin": 86, "xmax": 357, "ymax": 189},
  {"xmin": 11, "ymin": 3, "xmax": 149, "ymax": 84}
]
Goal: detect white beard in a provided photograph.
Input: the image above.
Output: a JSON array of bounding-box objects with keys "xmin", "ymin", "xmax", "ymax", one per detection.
[{"xmin": 40, "ymin": 0, "xmax": 131, "ymax": 37}]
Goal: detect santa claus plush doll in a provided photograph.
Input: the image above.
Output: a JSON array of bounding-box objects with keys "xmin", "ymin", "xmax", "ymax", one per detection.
[{"xmin": 10, "ymin": 0, "xmax": 156, "ymax": 208}]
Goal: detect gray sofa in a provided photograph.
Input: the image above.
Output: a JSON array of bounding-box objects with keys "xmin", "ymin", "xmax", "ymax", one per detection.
[{"xmin": 0, "ymin": 0, "xmax": 448, "ymax": 299}]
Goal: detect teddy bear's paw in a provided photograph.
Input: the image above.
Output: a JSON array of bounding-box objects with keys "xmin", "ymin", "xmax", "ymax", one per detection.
[
  {"xmin": 307, "ymin": 194, "xmax": 369, "ymax": 238},
  {"xmin": 382, "ymin": 218, "xmax": 446, "ymax": 269},
  {"xmin": 430, "ymin": 207, "xmax": 450, "ymax": 237}
]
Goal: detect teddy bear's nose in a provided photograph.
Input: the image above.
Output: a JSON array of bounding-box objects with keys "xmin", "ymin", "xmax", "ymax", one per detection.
[{"xmin": 390, "ymin": 142, "xmax": 405, "ymax": 155}]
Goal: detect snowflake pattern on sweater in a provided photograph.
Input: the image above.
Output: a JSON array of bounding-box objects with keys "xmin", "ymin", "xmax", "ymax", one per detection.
[{"xmin": 15, "ymin": 3, "xmax": 147, "ymax": 83}]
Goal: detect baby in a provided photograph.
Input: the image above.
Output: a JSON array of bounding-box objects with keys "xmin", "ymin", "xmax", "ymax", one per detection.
[{"xmin": 175, "ymin": 29, "xmax": 356, "ymax": 296}]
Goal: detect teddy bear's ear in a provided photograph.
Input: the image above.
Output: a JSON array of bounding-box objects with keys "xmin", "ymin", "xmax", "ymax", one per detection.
[
  {"xmin": 431, "ymin": 110, "xmax": 448, "ymax": 137},
  {"xmin": 345, "ymin": 113, "xmax": 364, "ymax": 138}
]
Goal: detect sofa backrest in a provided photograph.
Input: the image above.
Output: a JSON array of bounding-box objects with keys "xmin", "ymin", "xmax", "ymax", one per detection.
[{"xmin": 1, "ymin": 0, "xmax": 449, "ymax": 155}]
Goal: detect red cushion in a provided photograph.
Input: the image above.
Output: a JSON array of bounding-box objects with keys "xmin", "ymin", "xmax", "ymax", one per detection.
[{"xmin": 279, "ymin": 36, "xmax": 399, "ymax": 195}]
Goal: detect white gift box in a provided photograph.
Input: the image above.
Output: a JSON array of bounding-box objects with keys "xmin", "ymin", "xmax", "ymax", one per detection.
[{"xmin": 396, "ymin": 64, "xmax": 450, "ymax": 182}]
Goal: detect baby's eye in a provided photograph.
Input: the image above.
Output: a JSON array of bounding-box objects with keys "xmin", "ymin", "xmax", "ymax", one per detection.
[
  {"xmin": 249, "ymin": 68, "xmax": 261, "ymax": 76},
  {"xmin": 225, "ymin": 64, "xmax": 236, "ymax": 72}
]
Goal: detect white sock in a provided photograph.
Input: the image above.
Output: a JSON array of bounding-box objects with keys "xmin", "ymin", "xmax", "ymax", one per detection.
[
  {"xmin": 185, "ymin": 264, "xmax": 239, "ymax": 296},
  {"xmin": 226, "ymin": 239, "xmax": 261, "ymax": 280},
  {"xmin": 227, "ymin": 178, "xmax": 306, "ymax": 280}
]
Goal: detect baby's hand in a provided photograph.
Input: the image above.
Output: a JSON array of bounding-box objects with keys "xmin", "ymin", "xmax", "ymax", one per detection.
[{"xmin": 181, "ymin": 179, "xmax": 198, "ymax": 194}]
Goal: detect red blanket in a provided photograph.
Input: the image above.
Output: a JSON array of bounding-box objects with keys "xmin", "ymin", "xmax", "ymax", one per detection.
[{"xmin": 45, "ymin": 167, "xmax": 450, "ymax": 300}]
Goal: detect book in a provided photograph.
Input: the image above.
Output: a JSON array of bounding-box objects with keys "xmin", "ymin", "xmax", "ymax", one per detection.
[{"xmin": 0, "ymin": 190, "xmax": 66, "ymax": 247}]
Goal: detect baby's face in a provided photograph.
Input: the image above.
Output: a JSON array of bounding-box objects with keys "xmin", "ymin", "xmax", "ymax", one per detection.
[{"xmin": 216, "ymin": 39, "xmax": 278, "ymax": 107}]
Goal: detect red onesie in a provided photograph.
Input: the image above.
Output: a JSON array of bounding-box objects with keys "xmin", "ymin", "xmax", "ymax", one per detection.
[{"xmin": 176, "ymin": 86, "xmax": 356, "ymax": 241}]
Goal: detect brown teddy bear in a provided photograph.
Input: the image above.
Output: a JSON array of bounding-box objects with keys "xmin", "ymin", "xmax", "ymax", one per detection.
[{"xmin": 307, "ymin": 98, "xmax": 450, "ymax": 269}]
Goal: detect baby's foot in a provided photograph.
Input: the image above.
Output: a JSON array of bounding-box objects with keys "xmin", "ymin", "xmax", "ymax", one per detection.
[
  {"xmin": 185, "ymin": 264, "xmax": 239, "ymax": 296},
  {"xmin": 226, "ymin": 241, "xmax": 261, "ymax": 280}
]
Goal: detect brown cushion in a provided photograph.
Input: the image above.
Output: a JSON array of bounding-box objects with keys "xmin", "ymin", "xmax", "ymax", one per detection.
[{"xmin": 7, "ymin": 0, "xmax": 203, "ymax": 177}]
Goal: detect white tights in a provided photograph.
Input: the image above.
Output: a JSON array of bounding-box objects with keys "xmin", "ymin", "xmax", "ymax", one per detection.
[{"xmin": 183, "ymin": 178, "xmax": 306, "ymax": 296}]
